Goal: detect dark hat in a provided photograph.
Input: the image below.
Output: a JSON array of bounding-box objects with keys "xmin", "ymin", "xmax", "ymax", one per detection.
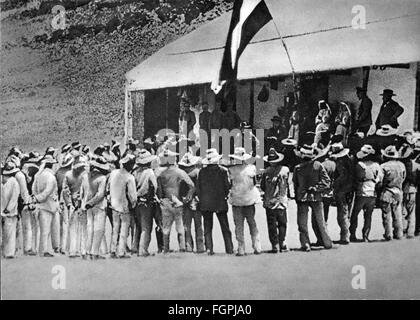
[
  {"xmin": 380, "ymin": 89, "xmax": 396, "ymax": 96},
  {"xmin": 90, "ymin": 156, "xmax": 111, "ymax": 171},
  {"xmin": 61, "ymin": 144, "xmax": 71, "ymax": 153},
  {"xmin": 331, "ymin": 134, "xmax": 344, "ymax": 144},
  {"xmin": 71, "ymin": 141, "xmax": 82, "ymax": 149}
]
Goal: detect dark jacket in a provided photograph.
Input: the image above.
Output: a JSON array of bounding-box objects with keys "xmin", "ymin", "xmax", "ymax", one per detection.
[
  {"xmin": 293, "ymin": 160, "xmax": 330, "ymax": 202},
  {"xmin": 333, "ymin": 155, "xmax": 354, "ymax": 194},
  {"xmin": 356, "ymin": 96, "xmax": 373, "ymax": 128},
  {"xmin": 375, "ymin": 99, "xmax": 404, "ymax": 128},
  {"xmin": 197, "ymin": 164, "xmax": 230, "ymax": 212}
]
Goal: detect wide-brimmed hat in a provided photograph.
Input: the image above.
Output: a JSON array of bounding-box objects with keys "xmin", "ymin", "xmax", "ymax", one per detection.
[
  {"xmin": 314, "ymin": 145, "xmax": 331, "ymax": 161},
  {"xmin": 7, "ymin": 155, "xmax": 21, "ymax": 167},
  {"xmin": 41, "ymin": 154, "xmax": 57, "ymax": 164},
  {"xmin": 126, "ymin": 138, "xmax": 139, "ymax": 146},
  {"xmin": 402, "ymin": 131, "xmax": 416, "ymax": 145},
  {"xmin": 381, "ymin": 145, "xmax": 400, "ymax": 159},
  {"xmin": 136, "ymin": 149, "xmax": 157, "ymax": 165},
  {"xmin": 263, "ymin": 148, "xmax": 284, "ymax": 163},
  {"xmin": 178, "ymin": 152, "xmax": 200, "ymax": 167},
  {"xmin": 59, "ymin": 154, "xmax": 74, "ymax": 168},
  {"xmin": 356, "ymin": 144, "xmax": 376, "ymax": 160},
  {"xmin": 90, "ymin": 156, "xmax": 111, "ymax": 171},
  {"xmin": 380, "ymin": 89, "xmax": 396, "ymax": 96},
  {"xmin": 143, "ymin": 137, "xmax": 154, "ymax": 145},
  {"xmin": 271, "ymin": 115, "xmax": 281, "ymax": 122},
  {"xmin": 158, "ymin": 149, "xmax": 179, "ymax": 158},
  {"xmin": 71, "ymin": 141, "xmax": 81, "ymax": 150},
  {"xmin": 120, "ymin": 154, "xmax": 136, "ymax": 164},
  {"xmin": 240, "ymin": 121, "xmax": 252, "ymax": 129},
  {"xmin": 26, "ymin": 151, "xmax": 42, "ymax": 164},
  {"xmin": 296, "ymin": 145, "xmax": 316, "ymax": 159},
  {"xmin": 2, "ymin": 162, "xmax": 19, "ymax": 175},
  {"xmin": 202, "ymin": 149, "xmax": 223, "ymax": 165},
  {"xmin": 281, "ymin": 138, "xmax": 298, "ymax": 147},
  {"xmin": 61, "ymin": 144, "xmax": 71, "ymax": 153},
  {"xmin": 376, "ymin": 125, "xmax": 398, "ymax": 137},
  {"xmin": 329, "ymin": 143, "xmax": 350, "ymax": 159},
  {"xmin": 229, "ymin": 147, "xmax": 253, "ymax": 162}
]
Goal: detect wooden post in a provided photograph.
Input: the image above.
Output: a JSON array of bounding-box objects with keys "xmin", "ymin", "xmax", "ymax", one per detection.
[
  {"xmin": 249, "ymin": 80, "xmax": 255, "ymax": 126},
  {"xmin": 415, "ymin": 62, "xmax": 420, "ymax": 130},
  {"xmin": 124, "ymin": 82, "xmax": 133, "ymax": 146},
  {"xmin": 131, "ymin": 90, "xmax": 145, "ymax": 144}
]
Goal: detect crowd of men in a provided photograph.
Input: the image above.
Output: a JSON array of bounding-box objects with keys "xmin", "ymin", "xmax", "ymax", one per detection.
[{"xmin": 1, "ymin": 87, "xmax": 419, "ymax": 259}]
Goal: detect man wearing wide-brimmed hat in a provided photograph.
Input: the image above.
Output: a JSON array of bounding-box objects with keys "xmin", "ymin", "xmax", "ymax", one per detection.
[
  {"xmin": 55, "ymin": 153, "xmax": 74, "ymax": 254},
  {"xmin": 265, "ymin": 115, "xmax": 288, "ymax": 154},
  {"xmin": 261, "ymin": 148, "xmax": 289, "ymax": 253},
  {"xmin": 330, "ymin": 142, "xmax": 353, "ymax": 245},
  {"xmin": 131, "ymin": 150, "xmax": 158, "ymax": 256},
  {"xmin": 80, "ymin": 156, "xmax": 110, "ymax": 260},
  {"xmin": 197, "ymin": 149, "xmax": 233, "ymax": 255},
  {"xmin": 32, "ymin": 155, "xmax": 59, "ymax": 257},
  {"xmin": 178, "ymin": 152, "xmax": 204, "ymax": 253},
  {"xmin": 228, "ymin": 147, "xmax": 262, "ymax": 256},
  {"xmin": 379, "ymin": 145, "xmax": 406, "ymax": 241},
  {"xmin": 353, "ymin": 87, "xmax": 373, "ymax": 136},
  {"xmin": 1, "ymin": 162, "xmax": 21, "ymax": 258},
  {"xmin": 62, "ymin": 155, "xmax": 88, "ymax": 258},
  {"xmin": 293, "ymin": 145, "xmax": 333, "ymax": 251},
  {"xmin": 375, "ymin": 89, "xmax": 404, "ymax": 129},
  {"xmin": 57, "ymin": 144, "xmax": 72, "ymax": 167},
  {"xmin": 350, "ymin": 145, "xmax": 383, "ymax": 242},
  {"xmin": 122, "ymin": 138, "xmax": 139, "ymax": 158},
  {"xmin": 157, "ymin": 149, "xmax": 194, "ymax": 254},
  {"xmin": 109, "ymin": 154, "xmax": 137, "ymax": 258}
]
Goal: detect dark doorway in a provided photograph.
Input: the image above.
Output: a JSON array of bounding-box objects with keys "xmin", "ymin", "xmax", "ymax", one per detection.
[
  {"xmin": 144, "ymin": 88, "xmax": 180, "ymax": 138},
  {"xmin": 300, "ymin": 75, "xmax": 329, "ymax": 132}
]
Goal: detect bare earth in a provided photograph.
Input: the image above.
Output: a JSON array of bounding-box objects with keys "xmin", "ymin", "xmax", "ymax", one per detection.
[{"xmin": 1, "ymin": 202, "xmax": 419, "ymax": 300}]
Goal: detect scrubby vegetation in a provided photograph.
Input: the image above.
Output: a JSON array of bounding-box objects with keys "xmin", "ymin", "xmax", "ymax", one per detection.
[{"xmin": 0, "ymin": 0, "xmax": 233, "ymax": 157}]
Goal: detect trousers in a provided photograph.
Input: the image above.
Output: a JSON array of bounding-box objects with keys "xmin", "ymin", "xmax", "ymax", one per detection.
[
  {"xmin": 160, "ymin": 199, "xmax": 185, "ymax": 252},
  {"xmin": 402, "ymin": 193, "xmax": 416, "ymax": 237},
  {"xmin": 265, "ymin": 208, "xmax": 287, "ymax": 248},
  {"xmin": 232, "ymin": 205, "xmax": 261, "ymax": 254},
  {"xmin": 111, "ymin": 210, "xmax": 131, "ymax": 256},
  {"xmin": 349, "ymin": 196, "xmax": 376, "ymax": 238},
  {"xmin": 86, "ymin": 207, "xmax": 106, "ymax": 255},
  {"xmin": 183, "ymin": 206, "xmax": 204, "ymax": 252},
  {"xmin": 2, "ymin": 216, "xmax": 18, "ymax": 257},
  {"xmin": 202, "ymin": 210, "xmax": 234, "ymax": 254}
]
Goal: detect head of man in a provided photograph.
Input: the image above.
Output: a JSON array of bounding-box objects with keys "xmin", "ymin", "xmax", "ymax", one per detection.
[
  {"xmin": 201, "ymin": 101, "xmax": 209, "ymax": 112},
  {"xmin": 381, "ymin": 89, "xmax": 395, "ymax": 103}
]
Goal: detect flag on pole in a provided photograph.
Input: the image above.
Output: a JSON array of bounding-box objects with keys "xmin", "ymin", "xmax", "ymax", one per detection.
[{"xmin": 211, "ymin": 0, "xmax": 272, "ymax": 94}]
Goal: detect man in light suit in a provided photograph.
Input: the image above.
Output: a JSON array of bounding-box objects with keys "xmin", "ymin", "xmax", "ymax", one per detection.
[{"xmin": 32, "ymin": 155, "xmax": 59, "ymax": 257}]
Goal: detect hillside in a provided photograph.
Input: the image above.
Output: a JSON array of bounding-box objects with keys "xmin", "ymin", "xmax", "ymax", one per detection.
[{"xmin": 0, "ymin": 0, "xmax": 233, "ymax": 159}]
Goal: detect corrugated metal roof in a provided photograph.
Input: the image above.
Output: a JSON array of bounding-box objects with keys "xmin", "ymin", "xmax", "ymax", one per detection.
[{"xmin": 126, "ymin": 0, "xmax": 420, "ymax": 91}]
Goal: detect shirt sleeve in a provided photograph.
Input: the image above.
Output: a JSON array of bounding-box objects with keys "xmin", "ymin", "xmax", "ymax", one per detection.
[
  {"xmin": 87, "ymin": 176, "xmax": 107, "ymax": 207},
  {"xmin": 34, "ymin": 173, "xmax": 55, "ymax": 203},
  {"xmin": 127, "ymin": 175, "xmax": 137, "ymax": 208}
]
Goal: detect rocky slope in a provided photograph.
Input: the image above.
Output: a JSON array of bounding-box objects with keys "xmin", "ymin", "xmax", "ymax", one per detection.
[{"xmin": 0, "ymin": 0, "xmax": 233, "ymax": 159}]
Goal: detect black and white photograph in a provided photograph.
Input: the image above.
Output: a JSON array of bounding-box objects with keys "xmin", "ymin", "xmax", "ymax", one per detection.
[{"xmin": 1, "ymin": 0, "xmax": 420, "ymax": 302}]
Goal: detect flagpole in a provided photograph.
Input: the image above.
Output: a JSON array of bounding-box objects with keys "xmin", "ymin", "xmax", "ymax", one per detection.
[{"xmin": 270, "ymin": 19, "xmax": 298, "ymax": 100}]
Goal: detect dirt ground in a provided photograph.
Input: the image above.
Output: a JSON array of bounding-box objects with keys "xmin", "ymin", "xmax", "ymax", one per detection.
[{"xmin": 1, "ymin": 202, "xmax": 419, "ymax": 300}]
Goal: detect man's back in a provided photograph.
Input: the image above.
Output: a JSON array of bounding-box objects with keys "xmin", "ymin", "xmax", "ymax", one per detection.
[
  {"xmin": 109, "ymin": 168, "xmax": 137, "ymax": 214},
  {"xmin": 157, "ymin": 166, "xmax": 194, "ymax": 200}
]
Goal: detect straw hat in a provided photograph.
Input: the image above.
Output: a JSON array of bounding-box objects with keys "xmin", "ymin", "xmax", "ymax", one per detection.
[
  {"xmin": 356, "ymin": 145, "xmax": 376, "ymax": 160},
  {"xmin": 120, "ymin": 154, "xmax": 136, "ymax": 165},
  {"xmin": 59, "ymin": 154, "xmax": 74, "ymax": 168},
  {"xmin": 178, "ymin": 152, "xmax": 200, "ymax": 167},
  {"xmin": 202, "ymin": 149, "xmax": 222, "ymax": 165},
  {"xmin": 61, "ymin": 144, "xmax": 71, "ymax": 153},
  {"xmin": 2, "ymin": 162, "xmax": 19, "ymax": 175},
  {"xmin": 73, "ymin": 155, "xmax": 88, "ymax": 169},
  {"xmin": 263, "ymin": 148, "xmax": 284, "ymax": 163},
  {"xmin": 281, "ymin": 138, "xmax": 298, "ymax": 147},
  {"xmin": 229, "ymin": 147, "xmax": 252, "ymax": 162},
  {"xmin": 381, "ymin": 145, "xmax": 400, "ymax": 159},
  {"xmin": 136, "ymin": 149, "xmax": 157, "ymax": 165},
  {"xmin": 295, "ymin": 145, "xmax": 316, "ymax": 159},
  {"xmin": 71, "ymin": 141, "xmax": 81, "ymax": 150},
  {"xmin": 41, "ymin": 154, "xmax": 57, "ymax": 164},
  {"xmin": 329, "ymin": 143, "xmax": 350, "ymax": 159},
  {"xmin": 376, "ymin": 125, "xmax": 398, "ymax": 137},
  {"xmin": 90, "ymin": 156, "xmax": 111, "ymax": 171}
]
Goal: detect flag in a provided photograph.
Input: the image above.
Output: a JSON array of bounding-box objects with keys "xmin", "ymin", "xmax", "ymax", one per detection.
[{"xmin": 212, "ymin": 0, "xmax": 272, "ymax": 94}]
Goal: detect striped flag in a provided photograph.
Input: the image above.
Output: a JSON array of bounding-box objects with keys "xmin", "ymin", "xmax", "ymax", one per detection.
[{"xmin": 212, "ymin": 0, "xmax": 272, "ymax": 94}]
